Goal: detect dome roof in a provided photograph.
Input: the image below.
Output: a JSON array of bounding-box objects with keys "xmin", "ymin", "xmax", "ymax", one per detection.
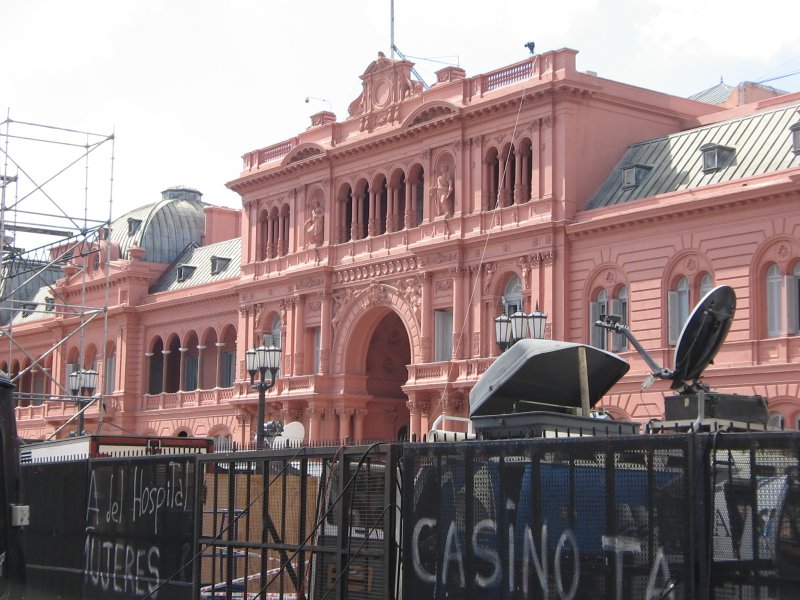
[{"xmin": 110, "ymin": 188, "xmax": 207, "ymax": 263}]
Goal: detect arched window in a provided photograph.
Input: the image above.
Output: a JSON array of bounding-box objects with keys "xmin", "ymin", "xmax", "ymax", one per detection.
[
  {"xmin": 212, "ymin": 430, "xmax": 232, "ymax": 451},
  {"xmin": 502, "ymin": 275, "xmax": 523, "ymax": 315},
  {"xmin": 699, "ymin": 273, "xmax": 714, "ymax": 299},
  {"xmin": 668, "ymin": 277, "xmax": 690, "ymax": 345},
  {"xmin": 104, "ymin": 343, "xmax": 116, "ymax": 395},
  {"xmin": 590, "ymin": 289, "xmax": 608, "ymax": 349},
  {"xmin": 766, "ymin": 264, "xmax": 782, "ymax": 337}
]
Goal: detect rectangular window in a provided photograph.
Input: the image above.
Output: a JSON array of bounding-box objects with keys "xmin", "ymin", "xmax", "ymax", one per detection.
[
  {"xmin": 184, "ymin": 355, "xmax": 198, "ymax": 391},
  {"xmin": 104, "ymin": 354, "xmax": 116, "ymax": 395},
  {"xmin": 434, "ymin": 308, "xmax": 453, "ymax": 362},
  {"xmin": 766, "ymin": 276, "xmax": 783, "ymax": 337},
  {"xmin": 589, "ymin": 301, "xmax": 606, "ymax": 349},
  {"xmin": 668, "ymin": 289, "xmax": 690, "ymax": 345},
  {"xmin": 609, "ymin": 298, "xmax": 628, "ymax": 351},
  {"xmin": 220, "ymin": 351, "xmax": 236, "ymax": 388}
]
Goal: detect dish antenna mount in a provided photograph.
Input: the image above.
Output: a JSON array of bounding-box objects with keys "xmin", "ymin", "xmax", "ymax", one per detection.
[{"xmin": 595, "ymin": 285, "xmax": 736, "ymax": 392}]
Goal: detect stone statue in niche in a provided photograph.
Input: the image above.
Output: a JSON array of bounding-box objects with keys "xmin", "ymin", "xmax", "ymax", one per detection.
[
  {"xmin": 304, "ymin": 201, "xmax": 324, "ymax": 247},
  {"xmin": 433, "ymin": 165, "xmax": 455, "ymax": 218}
]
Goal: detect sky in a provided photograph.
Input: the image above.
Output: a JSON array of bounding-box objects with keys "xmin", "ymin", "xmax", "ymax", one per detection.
[{"xmin": 2, "ymin": 0, "xmax": 799, "ymax": 251}]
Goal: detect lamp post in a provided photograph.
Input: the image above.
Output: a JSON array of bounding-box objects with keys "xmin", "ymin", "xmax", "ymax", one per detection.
[
  {"xmin": 496, "ymin": 305, "xmax": 548, "ymax": 352},
  {"xmin": 69, "ymin": 368, "xmax": 98, "ymax": 436},
  {"xmin": 245, "ymin": 344, "xmax": 282, "ymax": 450},
  {"xmin": 494, "ymin": 314, "xmax": 513, "ymax": 352}
]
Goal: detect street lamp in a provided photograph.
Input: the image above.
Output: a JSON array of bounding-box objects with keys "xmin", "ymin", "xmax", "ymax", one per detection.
[
  {"xmin": 530, "ymin": 304, "xmax": 547, "ymax": 340},
  {"xmin": 494, "ymin": 314, "xmax": 513, "ymax": 352},
  {"xmin": 69, "ymin": 368, "xmax": 98, "ymax": 436},
  {"xmin": 245, "ymin": 344, "xmax": 282, "ymax": 449},
  {"xmin": 496, "ymin": 306, "xmax": 548, "ymax": 352},
  {"xmin": 510, "ymin": 310, "xmax": 530, "ymax": 344}
]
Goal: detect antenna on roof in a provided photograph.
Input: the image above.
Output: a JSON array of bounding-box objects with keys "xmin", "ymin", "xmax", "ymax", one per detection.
[{"xmin": 390, "ymin": 0, "xmax": 395, "ymax": 59}]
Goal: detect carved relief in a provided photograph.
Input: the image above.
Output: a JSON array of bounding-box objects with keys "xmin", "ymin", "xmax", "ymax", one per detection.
[
  {"xmin": 295, "ymin": 277, "xmax": 324, "ymax": 290},
  {"xmin": 516, "ymin": 256, "xmax": 532, "ymax": 290},
  {"xmin": 366, "ymin": 281, "xmax": 390, "ymax": 305},
  {"xmin": 483, "ymin": 262, "xmax": 496, "ymax": 294},
  {"xmin": 399, "ymin": 277, "xmax": 422, "ymax": 321},
  {"xmin": 304, "ymin": 202, "xmax": 324, "ymax": 247},
  {"xmin": 419, "ymin": 252, "xmax": 457, "ymax": 267},
  {"xmin": 435, "ymin": 279, "xmax": 453, "ymax": 294}
]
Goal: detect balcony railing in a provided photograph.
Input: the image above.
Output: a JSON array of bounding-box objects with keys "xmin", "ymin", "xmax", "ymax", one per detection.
[
  {"xmin": 407, "ymin": 357, "xmax": 495, "ymax": 385},
  {"xmin": 15, "ymin": 395, "xmax": 121, "ymax": 422},
  {"xmin": 143, "ymin": 387, "xmax": 235, "ymax": 411}
]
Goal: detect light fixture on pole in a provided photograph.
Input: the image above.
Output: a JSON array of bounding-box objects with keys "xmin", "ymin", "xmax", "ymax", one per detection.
[
  {"xmin": 510, "ymin": 310, "xmax": 530, "ymax": 344},
  {"xmin": 246, "ymin": 344, "xmax": 282, "ymax": 450},
  {"xmin": 495, "ymin": 314, "xmax": 513, "ymax": 352},
  {"xmin": 496, "ymin": 305, "xmax": 549, "ymax": 352},
  {"xmin": 69, "ymin": 368, "xmax": 98, "ymax": 436},
  {"xmin": 530, "ymin": 304, "xmax": 547, "ymax": 340}
]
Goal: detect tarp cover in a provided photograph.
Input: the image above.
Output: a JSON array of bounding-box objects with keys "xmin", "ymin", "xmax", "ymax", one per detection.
[{"xmin": 470, "ymin": 339, "xmax": 630, "ymax": 416}]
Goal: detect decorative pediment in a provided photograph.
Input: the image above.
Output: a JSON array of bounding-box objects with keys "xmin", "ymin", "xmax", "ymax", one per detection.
[
  {"xmin": 282, "ymin": 143, "xmax": 325, "ymax": 166},
  {"xmin": 404, "ymin": 102, "xmax": 458, "ymax": 128},
  {"xmin": 347, "ymin": 52, "xmax": 423, "ymax": 119}
]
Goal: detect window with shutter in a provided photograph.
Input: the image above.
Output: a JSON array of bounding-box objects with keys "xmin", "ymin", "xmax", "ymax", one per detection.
[
  {"xmin": 609, "ymin": 288, "xmax": 628, "ymax": 352},
  {"xmin": 589, "ymin": 290, "xmax": 607, "ymax": 349},
  {"xmin": 434, "ymin": 308, "xmax": 453, "ymax": 361},
  {"xmin": 767, "ymin": 264, "xmax": 782, "ymax": 337}
]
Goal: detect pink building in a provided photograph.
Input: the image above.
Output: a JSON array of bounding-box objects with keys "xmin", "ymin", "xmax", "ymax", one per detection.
[{"xmin": 7, "ymin": 49, "xmax": 800, "ymax": 445}]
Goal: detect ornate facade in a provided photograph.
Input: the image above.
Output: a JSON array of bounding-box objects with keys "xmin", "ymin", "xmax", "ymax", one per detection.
[{"xmin": 7, "ymin": 49, "xmax": 800, "ymax": 445}]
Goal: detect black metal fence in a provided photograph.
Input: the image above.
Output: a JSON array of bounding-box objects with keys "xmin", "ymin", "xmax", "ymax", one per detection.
[
  {"xmin": 401, "ymin": 432, "xmax": 800, "ymax": 600},
  {"xmin": 22, "ymin": 455, "xmax": 199, "ymax": 600},
  {"xmin": 17, "ymin": 432, "xmax": 800, "ymax": 599},
  {"xmin": 194, "ymin": 443, "xmax": 399, "ymax": 600}
]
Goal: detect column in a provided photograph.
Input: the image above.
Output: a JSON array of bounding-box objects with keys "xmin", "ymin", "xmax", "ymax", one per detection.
[
  {"xmin": 388, "ymin": 185, "xmax": 397, "ymax": 233},
  {"xmin": 420, "ymin": 272, "xmax": 433, "ymax": 362},
  {"xmin": 337, "ymin": 407, "xmax": 353, "ymax": 442},
  {"xmin": 354, "ymin": 408, "xmax": 368, "ymax": 443},
  {"xmin": 320, "ymin": 291, "xmax": 332, "ymax": 373},
  {"xmin": 308, "ymin": 406, "xmax": 322, "ymax": 443},
  {"xmin": 196, "ymin": 345, "xmax": 206, "ymax": 390},
  {"xmin": 353, "ymin": 190, "xmax": 362, "ymax": 240},
  {"xmin": 404, "ymin": 178, "xmax": 413, "ymax": 229},
  {"xmin": 214, "ymin": 342, "xmax": 225, "ymax": 388},
  {"xmin": 144, "ymin": 352, "xmax": 154, "ymax": 394},
  {"xmin": 367, "ymin": 189, "xmax": 376, "ymax": 237},
  {"xmin": 178, "ymin": 347, "xmax": 187, "ymax": 391},
  {"xmin": 264, "ymin": 213, "xmax": 274, "ymax": 258},
  {"xmin": 501, "ymin": 148, "xmax": 511, "ymax": 207},
  {"xmin": 514, "ymin": 146, "xmax": 523, "ymax": 204},
  {"xmin": 276, "ymin": 212, "xmax": 284, "ymax": 257},
  {"xmin": 407, "ymin": 398, "xmax": 421, "ymax": 441},
  {"xmin": 452, "ymin": 267, "xmax": 467, "ymax": 360},
  {"xmin": 161, "ymin": 350, "xmax": 170, "ymax": 393}
]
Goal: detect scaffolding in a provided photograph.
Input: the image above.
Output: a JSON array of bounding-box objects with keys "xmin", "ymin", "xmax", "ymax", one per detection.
[{"xmin": 0, "ymin": 113, "xmax": 115, "ymax": 430}]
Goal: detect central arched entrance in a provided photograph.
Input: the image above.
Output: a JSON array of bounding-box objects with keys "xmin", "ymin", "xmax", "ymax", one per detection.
[{"xmin": 364, "ymin": 311, "xmax": 411, "ymax": 440}]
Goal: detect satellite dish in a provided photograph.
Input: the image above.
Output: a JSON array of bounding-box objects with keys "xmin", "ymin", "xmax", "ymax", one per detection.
[
  {"xmin": 671, "ymin": 285, "xmax": 736, "ymax": 389},
  {"xmin": 270, "ymin": 421, "xmax": 305, "ymax": 447}
]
